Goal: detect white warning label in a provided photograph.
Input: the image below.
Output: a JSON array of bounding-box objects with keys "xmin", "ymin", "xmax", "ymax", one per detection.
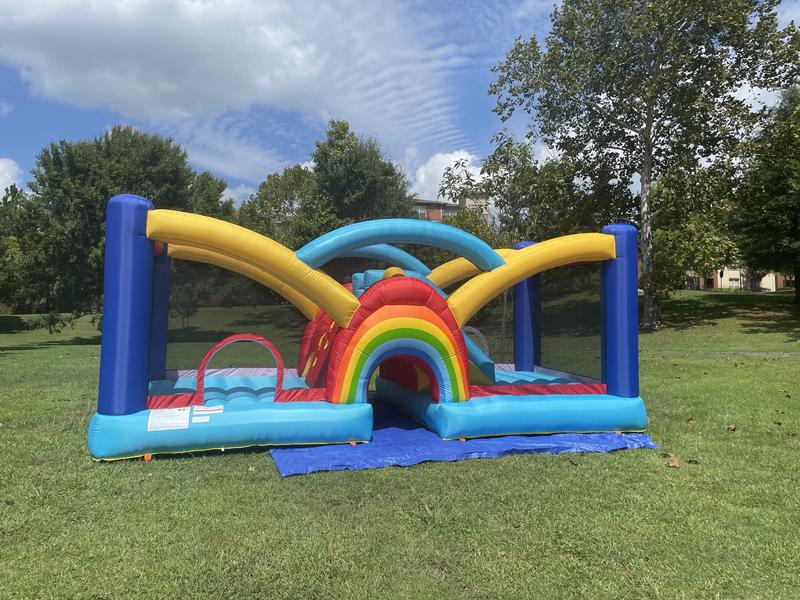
[
  {"xmin": 147, "ymin": 407, "xmax": 191, "ymax": 432},
  {"xmin": 193, "ymin": 405, "xmax": 224, "ymax": 415}
]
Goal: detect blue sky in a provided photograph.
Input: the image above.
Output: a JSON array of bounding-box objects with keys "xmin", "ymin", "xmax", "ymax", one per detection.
[{"xmin": 0, "ymin": 0, "xmax": 798, "ymax": 203}]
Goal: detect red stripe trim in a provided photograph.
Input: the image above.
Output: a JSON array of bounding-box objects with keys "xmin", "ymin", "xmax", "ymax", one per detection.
[
  {"xmin": 469, "ymin": 383, "xmax": 607, "ymax": 398},
  {"xmin": 146, "ymin": 392, "xmax": 201, "ymax": 410},
  {"xmin": 275, "ymin": 387, "xmax": 328, "ymax": 403}
]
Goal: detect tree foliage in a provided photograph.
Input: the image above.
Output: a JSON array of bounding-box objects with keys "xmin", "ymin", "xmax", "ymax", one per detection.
[
  {"xmin": 489, "ymin": 0, "xmax": 799, "ymax": 326},
  {"xmin": 243, "ymin": 120, "xmax": 415, "ymax": 247},
  {"xmin": 190, "ymin": 171, "xmax": 234, "ymax": 219},
  {"xmin": 652, "ymin": 165, "xmax": 740, "ymax": 304},
  {"xmin": 311, "ymin": 120, "xmax": 413, "ymax": 224},
  {"xmin": 440, "ymin": 132, "xmax": 635, "ymax": 243},
  {"xmin": 239, "ymin": 164, "xmax": 318, "ymax": 246},
  {"xmin": 732, "ymin": 87, "xmax": 800, "ymax": 303},
  {"xmin": 12, "ymin": 126, "xmax": 195, "ymax": 314}
]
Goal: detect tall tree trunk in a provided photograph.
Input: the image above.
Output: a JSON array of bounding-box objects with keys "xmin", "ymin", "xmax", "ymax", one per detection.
[{"xmin": 640, "ymin": 151, "xmax": 660, "ymax": 329}]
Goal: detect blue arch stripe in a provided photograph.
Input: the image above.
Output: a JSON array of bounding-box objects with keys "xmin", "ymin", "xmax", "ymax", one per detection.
[
  {"xmin": 296, "ymin": 219, "xmax": 505, "ymax": 271},
  {"xmin": 351, "ymin": 338, "xmax": 453, "ymax": 404},
  {"xmin": 349, "ymin": 244, "xmax": 431, "ymax": 275}
]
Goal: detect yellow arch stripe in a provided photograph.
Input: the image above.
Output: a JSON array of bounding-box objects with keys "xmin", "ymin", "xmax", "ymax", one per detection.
[
  {"xmin": 447, "ymin": 233, "xmax": 616, "ymax": 326},
  {"xmin": 428, "ymin": 248, "xmax": 516, "ymax": 289},
  {"xmin": 337, "ymin": 315, "xmax": 466, "ymax": 402},
  {"xmin": 146, "ymin": 210, "xmax": 360, "ymax": 327},
  {"xmin": 167, "ymin": 244, "xmax": 319, "ymax": 321}
]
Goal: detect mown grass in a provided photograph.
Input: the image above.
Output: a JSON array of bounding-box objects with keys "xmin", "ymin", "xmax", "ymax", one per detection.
[{"xmin": 1, "ymin": 291, "xmax": 798, "ymax": 598}]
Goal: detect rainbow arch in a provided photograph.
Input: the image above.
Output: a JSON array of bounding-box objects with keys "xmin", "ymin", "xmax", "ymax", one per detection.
[{"xmin": 325, "ymin": 277, "xmax": 470, "ymax": 404}]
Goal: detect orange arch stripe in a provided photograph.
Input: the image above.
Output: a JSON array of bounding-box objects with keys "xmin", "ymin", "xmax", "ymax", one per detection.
[{"xmin": 331, "ymin": 305, "xmax": 469, "ymax": 403}]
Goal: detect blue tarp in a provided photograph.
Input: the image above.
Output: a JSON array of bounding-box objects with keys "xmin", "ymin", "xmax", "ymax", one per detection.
[{"xmin": 269, "ymin": 405, "xmax": 657, "ymax": 477}]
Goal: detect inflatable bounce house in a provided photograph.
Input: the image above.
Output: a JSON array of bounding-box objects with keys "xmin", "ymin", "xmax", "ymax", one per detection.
[{"xmin": 88, "ymin": 194, "xmax": 646, "ymax": 460}]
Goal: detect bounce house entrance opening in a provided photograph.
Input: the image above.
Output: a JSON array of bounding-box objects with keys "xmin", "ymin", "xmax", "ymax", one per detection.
[{"xmin": 371, "ymin": 353, "xmax": 443, "ymax": 404}]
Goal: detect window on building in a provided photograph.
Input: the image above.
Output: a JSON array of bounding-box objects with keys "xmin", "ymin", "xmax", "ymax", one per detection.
[
  {"xmin": 729, "ymin": 277, "xmax": 740, "ymax": 289},
  {"xmin": 705, "ymin": 278, "xmax": 714, "ymax": 288}
]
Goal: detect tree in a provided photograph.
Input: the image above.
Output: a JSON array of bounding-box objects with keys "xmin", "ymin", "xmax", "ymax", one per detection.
[
  {"xmin": 490, "ymin": 0, "xmax": 799, "ymax": 327},
  {"xmin": 0, "ymin": 185, "xmax": 29, "ymax": 309},
  {"xmin": 190, "ymin": 171, "xmax": 234, "ymax": 219},
  {"xmin": 440, "ymin": 132, "xmax": 635, "ymax": 244},
  {"xmin": 12, "ymin": 125, "xmax": 195, "ymax": 314},
  {"xmin": 312, "ymin": 120, "xmax": 414, "ymax": 223},
  {"xmin": 732, "ymin": 88, "xmax": 800, "ymax": 304},
  {"xmin": 289, "ymin": 193, "xmax": 341, "ymax": 247},
  {"xmin": 244, "ymin": 121, "xmax": 415, "ymax": 248},
  {"xmin": 651, "ymin": 165, "xmax": 740, "ymax": 304},
  {"xmin": 239, "ymin": 164, "xmax": 318, "ymax": 246}
]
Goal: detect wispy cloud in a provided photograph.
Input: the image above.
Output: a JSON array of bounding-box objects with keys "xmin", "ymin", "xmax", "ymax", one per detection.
[
  {"xmin": 166, "ymin": 117, "xmax": 288, "ymax": 183},
  {"xmin": 0, "ymin": 1, "xmax": 483, "ymax": 173},
  {"xmin": 0, "ymin": 0, "xmax": 560, "ymax": 183},
  {"xmin": 0, "ymin": 157, "xmax": 22, "ymax": 192},
  {"xmin": 0, "ymin": 101, "xmax": 12, "ymax": 118},
  {"xmin": 224, "ymin": 184, "xmax": 257, "ymax": 207}
]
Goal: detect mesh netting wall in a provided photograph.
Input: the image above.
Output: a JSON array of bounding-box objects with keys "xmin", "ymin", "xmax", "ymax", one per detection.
[
  {"xmin": 538, "ymin": 264, "xmax": 602, "ymax": 379},
  {"xmin": 164, "ymin": 257, "xmax": 390, "ymax": 372},
  {"xmin": 165, "ymin": 261, "xmax": 307, "ymax": 371}
]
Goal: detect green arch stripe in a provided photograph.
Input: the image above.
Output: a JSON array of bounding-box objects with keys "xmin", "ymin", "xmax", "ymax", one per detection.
[{"xmin": 345, "ymin": 327, "xmax": 463, "ymax": 403}]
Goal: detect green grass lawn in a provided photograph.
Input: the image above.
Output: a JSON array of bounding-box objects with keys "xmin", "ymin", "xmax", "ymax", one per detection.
[{"xmin": 1, "ymin": 291, "xmax": 798, "ymax": 598}]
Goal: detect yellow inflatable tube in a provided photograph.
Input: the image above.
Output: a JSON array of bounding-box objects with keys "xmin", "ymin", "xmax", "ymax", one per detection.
[
  {"xmin": 447, "ymin": 233, "xmax": 616, "ymax": 326},
  {"xmin": 146, "ymin": 210, "xmax": 360, "ymax": 327},
  {"xmin": 168, "ymin": 244, "xmax": 319, "ymax": 321},
  {"xmin": 428, "ymin": 248, "xmax": 516, "ymax": 289}
]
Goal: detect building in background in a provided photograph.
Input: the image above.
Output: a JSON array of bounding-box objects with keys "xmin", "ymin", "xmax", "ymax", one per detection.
[
  {"xmin": 686, "ymin": 268, "xmax": 795, "ymax": 291},
  {"xmin": 413, "ymin": 198, "xmax": 459, "ymax": 221},
  {"xmin": 413, "ymin": 196, "xmax": 491, "ymax": 223}
]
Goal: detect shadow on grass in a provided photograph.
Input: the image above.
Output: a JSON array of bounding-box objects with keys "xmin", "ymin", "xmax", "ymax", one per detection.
[
  {"xmin": 231, "ymin": 309, "xmax": 307, "ymax": 329},
  {"xmin": 167, "ymin": 327, "xmax": 247, "ymax": 344},
  {"xmin": 0, "ymin": 314, "xmax": 30, "ymax": 333},
  {"xmin": 656, "ymin": 292, "xmax": 800, "ymax": 340},
  {"xmin": 0, "ymin": 334, "xmax": 102, "ymax": 354}
]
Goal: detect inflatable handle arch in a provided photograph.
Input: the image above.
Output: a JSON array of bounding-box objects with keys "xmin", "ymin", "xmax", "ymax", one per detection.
[{"xmin": 195, "ymin": 333, "xmax": 285, "ymax": 402}]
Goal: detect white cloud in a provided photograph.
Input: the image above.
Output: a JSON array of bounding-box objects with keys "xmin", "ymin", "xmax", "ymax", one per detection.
[
  {"xmin": 167, "ymin": 117, "xmax": 286, "ymax": 183},
  {"xmin": 411, "ymin": 150, "xmax": 482, "ymax": 201},
  {"xmin": 532, "ymin": 141, "xmax": 561, "ymax": 163},
  {"xmin": 224, "ymin": 184, "xmax": 256, "ymax": 207},
  {"xmin": 734, "ymin": 84, "xmax": 781, "ymax": 112},
  {"xmin": 0, "ymin": 101, "xmax": 12, "ymax": 118},
  {"xmin": 0, "ymin": 0, "xmax": 474, "ymax": 169},
  {"xmin": 514, "ymin": 0, "xmax": 559, "ymax": 20},
  {"xmin": 777, "ymin": 0, "xmax": 800, "ymax": 27},
  {"xmin": 0, "ymin": 158, "xmax": 22, "ymax": 192}
]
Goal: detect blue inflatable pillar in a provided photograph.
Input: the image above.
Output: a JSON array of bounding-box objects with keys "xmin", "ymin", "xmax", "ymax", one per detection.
[
  {"xmin": 601, "ymin": 224, "xmax": 639, "ymax": 397},
  {"xmin": 513, "ymin": 241, "xmax": 541, "ymax": 371},
  {"xmin": 97, "ymin": 195, "xmax": 155, "ymax": 416},
  {"xmin": 148, "ymin": 246, "xmax": 170, "ymax": 381}
]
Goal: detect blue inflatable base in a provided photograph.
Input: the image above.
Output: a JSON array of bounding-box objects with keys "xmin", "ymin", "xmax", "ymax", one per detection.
[
  {"xmin": 375, "ymin": 378, "xmax": 648, "ymax": 439},
  {"xmin": 269, "ymin": 404, "xmax": 657, "ymax": 477}
]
